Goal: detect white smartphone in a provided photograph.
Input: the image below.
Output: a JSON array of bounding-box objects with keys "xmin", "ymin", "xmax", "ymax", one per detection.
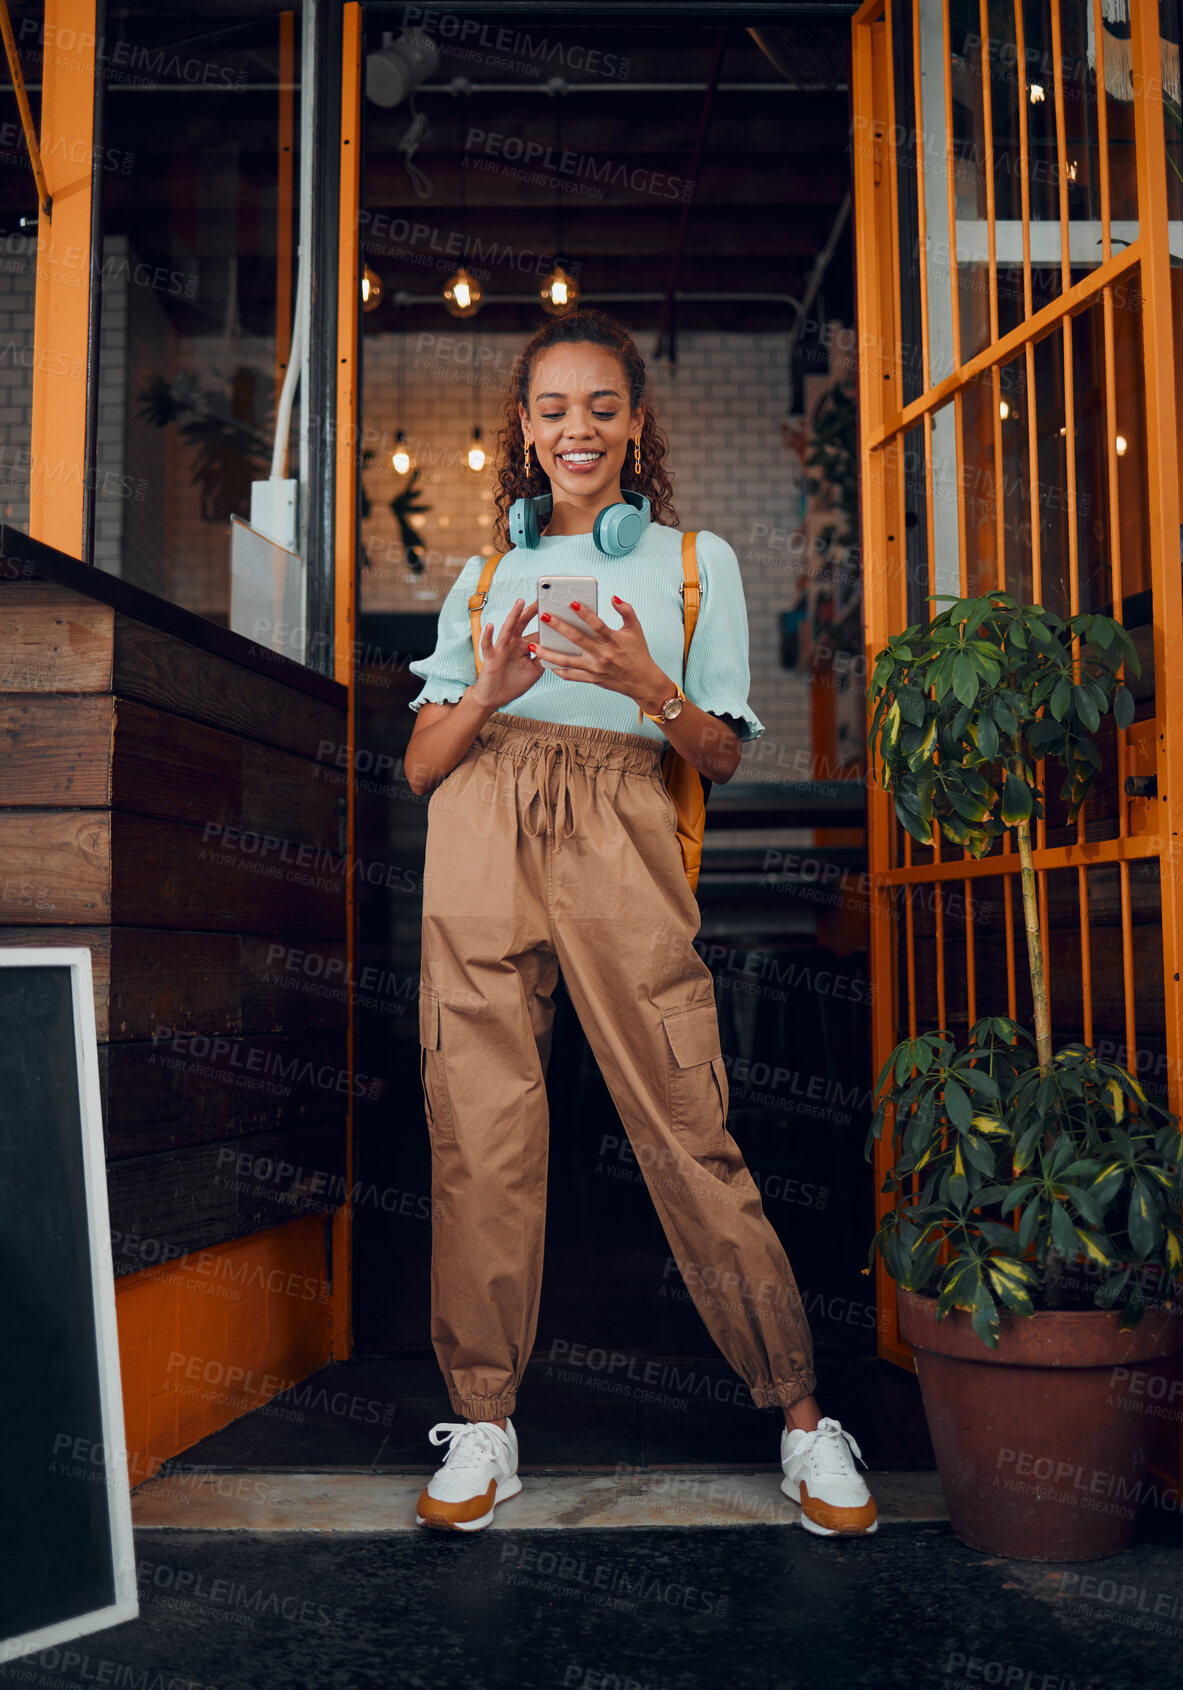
[{"xmin": 536, "ymin": 574, "xmax": 598, "ymax": 665}]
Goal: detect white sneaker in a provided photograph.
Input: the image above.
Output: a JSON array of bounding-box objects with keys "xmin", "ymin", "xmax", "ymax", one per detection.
[
  {"xmin": 780, "ymin": 1417, "xmax": 878, "ymax": 1537},
  {"xmin": 415, "ymin": 1419, "xmax": 522, "ymax": 1532}
]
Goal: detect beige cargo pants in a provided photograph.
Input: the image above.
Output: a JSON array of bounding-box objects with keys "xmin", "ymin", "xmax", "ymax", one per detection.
[{"xmin": 417, "ymin": 710, "xmax": 817, "ymax": 1421}]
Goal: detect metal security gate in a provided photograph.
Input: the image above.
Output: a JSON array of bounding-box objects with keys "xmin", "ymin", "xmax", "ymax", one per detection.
[{"xmin": 851, "ymin": 0, "xmax": 1183, "ymax": 1420}]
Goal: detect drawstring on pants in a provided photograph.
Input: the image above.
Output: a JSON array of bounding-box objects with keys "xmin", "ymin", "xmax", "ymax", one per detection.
[{"xmin": 521, "ymin": 738, "xmax": 577, "ymax": 852}]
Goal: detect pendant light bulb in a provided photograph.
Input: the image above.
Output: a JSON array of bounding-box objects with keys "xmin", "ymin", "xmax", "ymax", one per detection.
[
  {"xmin": 362, "ymin": 263, "xmax": 383, "ymax": 311},
  {"xmin": 443, "ymin": 266, "xmax": 483, "ymax": 318},
  {"xmin": 540, "ymin": 259, "xmax": 580, "ymax": 317},
  {"xmin": 467, "ymin": 426, "xmax": 486, "ymax": 473},
  {"xmin": 392, "ymin": 429, "xmax": 415, "ymax": 476}
]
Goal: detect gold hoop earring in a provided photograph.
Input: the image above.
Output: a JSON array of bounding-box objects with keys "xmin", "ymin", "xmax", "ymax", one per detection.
[
  {"xmin": 633, "ymin": 434, "xmax": 642, "ymax": 475},
  {"xmin": 524, "ymin": 441, "xmax": 533, "ymax": 477}
]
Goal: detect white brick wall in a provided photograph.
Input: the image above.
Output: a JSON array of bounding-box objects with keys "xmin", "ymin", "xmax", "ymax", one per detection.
[
  {"xmin": 0, "ymin": 230, "xmax": 138, "ymax": 573},
  {"xmin": 360, "ymin": 327, "xmax": 819, "ymax": 764}
]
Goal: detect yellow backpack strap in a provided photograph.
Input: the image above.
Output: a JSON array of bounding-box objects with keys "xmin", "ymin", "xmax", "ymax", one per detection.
[
  {"xmin": 680, "ymin": 529, "xmax": 700, "ymax": 669},
  {"xmin": 469, "ymin": 551, "xmax": 508, "ymax": 675},
  {"xmin": 638, "ymin": 530, "xmax": 699, "ymax": 725}
]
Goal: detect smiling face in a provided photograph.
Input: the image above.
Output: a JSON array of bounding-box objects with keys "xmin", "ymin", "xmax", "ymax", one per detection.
[{"xmin": 518, "ymin": 342, "xmax": 644, "ymax": 504}]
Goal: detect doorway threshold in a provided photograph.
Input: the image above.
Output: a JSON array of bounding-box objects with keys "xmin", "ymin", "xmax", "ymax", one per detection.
[{"xmin": 130, "ymin": 1467, "xmax": 946, "ymax": 1532}]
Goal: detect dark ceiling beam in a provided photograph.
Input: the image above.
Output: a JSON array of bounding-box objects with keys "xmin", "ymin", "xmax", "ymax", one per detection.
[
  {"xmin": 654, "ymin": 27, "xmax": 729, "ymax": 364},
  {"xmin": 364, "ymin": 2, "xmax": 857, "ymax": 17}
]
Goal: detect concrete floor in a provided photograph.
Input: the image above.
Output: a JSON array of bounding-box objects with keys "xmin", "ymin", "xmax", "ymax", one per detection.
[
  {"xmin": 3, "ymin": 1520, "xmax": 1181, "ymax": 1690},
  {"xmin": 6, "ymin": 1356, "xmax": 1177, "ymax": 1689}
]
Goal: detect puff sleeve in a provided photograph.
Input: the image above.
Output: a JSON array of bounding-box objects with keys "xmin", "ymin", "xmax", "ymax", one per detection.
[
  {"xmin": 683, "ymin": 530, "xmax": 766, "ymax": 743},
  {"xmin": 406, "ymin": 554, "xmax": 483, "ymax": 713}
]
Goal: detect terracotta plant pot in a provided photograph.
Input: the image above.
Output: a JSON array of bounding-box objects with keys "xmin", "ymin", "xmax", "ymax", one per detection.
[{"xmin": 898, "ymin": 1288, "xmax": 1183, "ymax": 1561}]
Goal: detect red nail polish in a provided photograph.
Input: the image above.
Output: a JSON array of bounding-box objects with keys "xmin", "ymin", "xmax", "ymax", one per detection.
[
  {"xmin": 570, "ymin": 600, "xmax": 580, "ymax": 611},
  {"xmin": 612, "ymin": 595, "xmax": 622, "ymax": 605},
  {"xmin": 527, "ymin": 642, "xmax": 537, "ymax": 653},
  {"xmin": 541, "ymin": 612, "xmax": 551, "ymax": 621}
]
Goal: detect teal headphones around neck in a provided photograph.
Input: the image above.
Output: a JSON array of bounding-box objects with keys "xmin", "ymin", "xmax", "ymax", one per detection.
[{"xmin": 508, "ymin": 488, "xmax": 652, "ymax": 556}]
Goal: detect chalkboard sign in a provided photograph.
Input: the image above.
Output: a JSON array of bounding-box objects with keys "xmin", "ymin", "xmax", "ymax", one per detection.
[{"xmin": 0, "ymin": 950, "xmax": 138, "ymax": 1663}]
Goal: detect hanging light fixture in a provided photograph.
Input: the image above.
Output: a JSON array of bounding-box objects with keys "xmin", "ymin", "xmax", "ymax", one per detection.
[
  {"xmin": 466, "ymin": 323, "xmax": 486, "ymax": 471},
  {"xmin": 365, "ymin": 28, "xmax": 439, "ymax": 108},
  {"xmin": 443, "ymin": 266, "xmax": 483, "ymax": 317},
  {"xmin": 443, "ymin": 90, "xmax": 483, "ymax": 317},
  {"xmin": 391, "ymin": 303, "xmax": 416, "ymax": 475},
  {"xmin": 392, "ymin": 430, "xmax": 413, "ymax": 475},
  {"xmin": 540, "ymin": 90, "xmax": 580, "ymax": 316},
  {"xmin": 541, "ymin": 258, "xmax": 580, "ymax": 316},
  {"xmin": 362, "ymin": 261, "xmax": 383, "ymax": 312}
]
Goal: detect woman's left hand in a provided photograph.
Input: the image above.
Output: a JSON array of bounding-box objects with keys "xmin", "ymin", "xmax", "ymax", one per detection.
[{"xmin": 539, "ymin": 594, "xmax": 668, "ymax": 704}]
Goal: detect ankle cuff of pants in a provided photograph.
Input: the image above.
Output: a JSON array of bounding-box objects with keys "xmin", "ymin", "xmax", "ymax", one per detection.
[
  {"xmin": 448, "ymin": 1388, "xmax": 517, "ymax": 1421},
  {"xmin": 750, "ymin": 1370, "xmax": 817, "ymax": 1410}
]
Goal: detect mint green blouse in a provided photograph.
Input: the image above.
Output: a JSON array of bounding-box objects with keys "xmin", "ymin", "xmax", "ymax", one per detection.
[{"xmin": 406, "ymin": 523, "xmax": 765, "ymax": 744}]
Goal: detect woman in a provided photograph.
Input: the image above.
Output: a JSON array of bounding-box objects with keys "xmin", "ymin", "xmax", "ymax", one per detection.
[{"xmin": 402, "ymin": 307, "xmax": 876, "ymax": 1539}]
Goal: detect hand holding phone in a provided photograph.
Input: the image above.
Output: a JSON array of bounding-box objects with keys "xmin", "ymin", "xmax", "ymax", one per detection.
[{"xmin": 536, "ymin": 574, "xmax": 599, "ymax": 670}]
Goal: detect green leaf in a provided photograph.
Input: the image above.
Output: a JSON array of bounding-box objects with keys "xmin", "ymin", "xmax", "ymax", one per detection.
[
  {"xmin": 1073, "ymin": 684, "xmax": 1101, "ymax": 734},
  {"xmin": 994, "ymin": 701, "xmax": 1019, "ymax": 735},
  {"xmin": 1019, "ymin": 1193, "xmax": 1041, "ymax": 1249},
  {"xmin": 1065, "ymin": 1185, "xmax": 1105, "ymax": 1229},
  {"xmin": 894, "ymin": 1041, "xmax": 915, "ymax": 1087},
  {"xmin": 1050, "ymin": 1200, "xmax": 1078, "ymax": 1258},
  {"xmin": 1074, "ymin": 1229, "xmax": 1115, "ymax": 1269},
  {"xmin": 971, "ymin": 1279, "xmax": 1001, "ymax": 1348},
  {"xmin": 893, "ymin": 795, "xmax": 933, "ymax": 846},
  {"xmin": 1094, "ymin": 1268, "xmax": 1130, "ymax": 1310},
  {"xmin": 1113, "ymin": 685, "xmax": 1135, "ymax": 730},
  {"xmin": 1118, "ymin": 1285, "xmax": 1147, "ymax": 1332},
  {"xmin": 943, "ymin": 1078, "xmax": 972, "ymax": 1129},
  {"xmin": 952, "ymin": 653, "xmax": 979, "ymax": 708},
  {"xmin": 959, "ymin": 1131, "xmax": 996, "ymax": 1176},
  {"xmin": 976, "ymin": 712, "xmax": 999, "ymax": 759},
  {"xmin": 959, "ymin": 1068, "xmax": 1001, "ymax": 1100},
  {"xmin": 1051, "ymin": 676, "xmax": 1073, "ymax": 721},
  {"xmin": 1128, "ymin": 1177, "xmax": 1163, "ymax": 1258},
  {"xmin": 986, "ymin": 1258, "xmax": 1035, "ymax": 1316},
  {"xmin": 897, "ymin": 686, "xmax": 927, "ymax": 726},
  {"xmin": 948, "ymin": 1142, "xmax": 969, "ymax": 1209},
  {"xmin": 874, "ymin": 1040, "xmax": 910, "ymax": 1099},
  {"xmin": 1000, "ymin": 772, "xmax": 1033, "ymax": 825}
]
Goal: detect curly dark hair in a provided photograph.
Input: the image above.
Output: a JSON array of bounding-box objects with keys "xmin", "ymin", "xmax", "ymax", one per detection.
[{"xmin": 492, "ymin": 307, "xmax": 678, "ymax": 552}]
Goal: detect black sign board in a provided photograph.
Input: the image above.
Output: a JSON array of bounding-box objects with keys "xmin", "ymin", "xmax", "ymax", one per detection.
[{"xmin": 0, "ymin": 950, "xmax": 138, "ymax": 1663}]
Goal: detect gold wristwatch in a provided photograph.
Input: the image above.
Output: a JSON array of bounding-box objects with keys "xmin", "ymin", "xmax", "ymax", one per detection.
[{"xmin": 640, "ymin": 684, "xmax": 686, "ymax": 726}]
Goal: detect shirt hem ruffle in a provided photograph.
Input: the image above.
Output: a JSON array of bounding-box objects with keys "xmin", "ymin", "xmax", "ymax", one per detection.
[
  {"xmin": 702, "ymin": 701, "xmax": 765, "ymax": 743},
  {"xmin": 408, "ymin": 685, "xmax": 469, "ymax": 712}
]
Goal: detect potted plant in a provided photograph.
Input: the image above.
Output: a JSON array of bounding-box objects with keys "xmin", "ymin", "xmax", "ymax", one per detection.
[{"xmin": 866, "ymin": 591, "xmax": 1183, "ymax": 1561}]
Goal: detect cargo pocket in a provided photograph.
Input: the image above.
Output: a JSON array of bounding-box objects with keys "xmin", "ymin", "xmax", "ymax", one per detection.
[
  {"xmin": 661, "ymin": 998, "xmax": 728, "ymax": 1155},
  {"xmin": 418, "ymin": 985, "xmax": 454, "ymax": 1141}
]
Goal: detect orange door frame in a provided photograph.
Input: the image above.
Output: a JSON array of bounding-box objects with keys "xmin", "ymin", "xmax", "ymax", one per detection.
[
  {"xmin": 331, "ymin": 0, "xmax": 363, "ymax": 1359},
  {"xmin": 29, "ymin": 0, "xmax": 96, "ymax": 555},
  {"xmin": 851, "ymin": 0, "xmax": 1183, "ymax": 1462}
]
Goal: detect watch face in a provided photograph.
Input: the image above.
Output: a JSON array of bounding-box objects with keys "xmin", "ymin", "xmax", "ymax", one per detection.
[{"xmin": 663, "ymin": 696, "xmax": 684, "ymax": 719}]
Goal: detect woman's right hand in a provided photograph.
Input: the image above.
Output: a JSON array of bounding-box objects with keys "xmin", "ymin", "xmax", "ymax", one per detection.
[{"xmin": 468, "ymin": 598, "xmax": 544, "ymax": 710}]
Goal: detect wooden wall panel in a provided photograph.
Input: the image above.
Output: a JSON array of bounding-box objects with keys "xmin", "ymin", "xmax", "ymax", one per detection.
[
  {"xmin": 0, "ymin": 592, "xmax": 115, "ymax": 692},
  {"xmin": 0, "ymin": 811, "xmax": 111, "ymax": 921},
  {"xmin": 107, "ymin": 1121, "xmax": 347, "ymax": 1275},
  {"xmin": 0, "ymin": 579, "xmax": 350, "ymax": 1272},
  {"xmin": 0, "ymin": 927, "xmax": 351, "ymax": 1041},
  {"xmin": 113, "ymin": 613, "xmax": 343, "ymax": 757},
  {"xmin": 100, "ymin": 1027, "xmax": 350, "ymax": 1159},
  {"xmin": 1, "ymin": 695, "xmax": 114, "ymax": 805},
  {"xmin": 110, "ymin": 814, "xmax": 345, "ymax": 934}
]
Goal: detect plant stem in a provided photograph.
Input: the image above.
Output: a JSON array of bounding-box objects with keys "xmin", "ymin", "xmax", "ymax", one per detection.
[{"xmin": 1015, "ymin": 814, "xmax": 1052, "ymax": 1073}]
